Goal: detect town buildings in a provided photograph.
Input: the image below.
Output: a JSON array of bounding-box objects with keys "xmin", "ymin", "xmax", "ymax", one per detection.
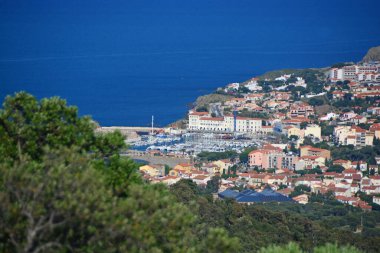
[
  {"xmin": 188, "ymin": 111, "xmax": 262, "ymax": 133},
  {"xmin": 248, "ymin": 144, "xmax": 299, "ymax": 170},
  {"xmin": 330, "ymin": 64, "xmax": 380, "ymax": 82},
  {"xmin": 300, "ymin": 146, "xmax": 331, "ymax": 160},
  {"xmin": 334, "ymin": 125, "xmax": 374, "ymax": 147},
  {"xmin": 139, "ymin": 61, "xmax": 380, "ymax": 212}
]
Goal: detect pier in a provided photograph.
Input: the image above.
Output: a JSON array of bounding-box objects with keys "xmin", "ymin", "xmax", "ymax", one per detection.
[
  {"xmin": 124, "ymin": 150, "xmax": 191, "ymax": 167},
  {"xmin": 96, "ymin": 126, "xmax": 164, "ymax": 141}
]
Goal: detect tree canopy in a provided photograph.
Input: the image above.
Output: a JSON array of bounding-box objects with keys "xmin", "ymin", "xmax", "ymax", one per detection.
[
  {"xmin": 0, "ymin": 92, "xmax": 239, "ymax": 253},
  {"xmin": 0, "ymin": 92, "xmax": 125, "ymax": 163}
]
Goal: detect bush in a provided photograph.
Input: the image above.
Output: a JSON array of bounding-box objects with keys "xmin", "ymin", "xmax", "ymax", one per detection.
[
  {"xmin": 259, "ymin": 242, "xmax": 362, "ymax": 253},
  {"xmin": 309, "ymin": 97, "xmax": 324, "ymax": 106},
  {"xmin": 327, "ymin": 165, "xmax": 345, "ymax": 173}
]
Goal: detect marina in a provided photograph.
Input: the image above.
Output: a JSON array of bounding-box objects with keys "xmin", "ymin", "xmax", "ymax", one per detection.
[{"xmin": 129, "ymin": 132, "xmax": 263, "ymax": 156}]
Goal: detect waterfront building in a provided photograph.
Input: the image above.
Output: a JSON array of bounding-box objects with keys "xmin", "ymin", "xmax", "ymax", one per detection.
[{"xmin": 188, "ymin": 111, "xmax": 262, "ymax": 133}]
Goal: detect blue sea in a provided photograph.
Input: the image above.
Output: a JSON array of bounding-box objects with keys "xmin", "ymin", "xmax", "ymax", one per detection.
[{"xmin": 1, "ymin": 0, "xmax": 380, "ymax": 126}]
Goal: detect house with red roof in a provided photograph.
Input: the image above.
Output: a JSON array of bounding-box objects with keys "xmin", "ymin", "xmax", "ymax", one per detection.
[
  {"xmin": 370, "ymin": 123, "xmax": 380, "ymax": 139},
  {"xmin": 334, "ymin": 125, "xmax": 374, "ymax": 147},
  {"xmin": 192, "ymin": 175, "xmax": 212, "ymax": 185},
  {"xmin": 334, "ymin": 187, "xmax": 352, "ymax": 197},
  {"xmin": 362, "ymin": 185, "xmax": 380, "ymax": 194},
  {"xmin": 300, "ymin": 145, "xmax": 331, "ymax": 160},
  {"xmin": 370, "ymin": 175, "xmax": 380, "ymax": 186},
  {"xmin": 350, "ymin": 161, "xmax": 368, "ymax": 171}
]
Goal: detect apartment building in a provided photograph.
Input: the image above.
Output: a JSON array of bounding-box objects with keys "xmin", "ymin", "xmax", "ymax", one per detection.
[
  {"xmin": 304, "ymin": 124, "xmax": 322, "ymax": 139},
  {"xmin": 248, "ymin": 144, "xmax": 298, "ymax": 170},
  {"xmin": 330, "ymin": 65, "xmax": 379, "ymax": 81},
  {"xmin": 330, "ymin": 68, "xmax": 344, "ymax": 81},
  {"xmin": 300, "ymin": 145, "xmax": 331, "ymax": 160},
  {"xmin": 288, "ymin": 101, "xmax": 314, "ymax": 118},
  {"xmin": 334, "ymin": 125, "xmax": 374, "ymax": 147},
  {"xmin": 248, "ymin": 145, "xmax": 283, "ymax": 170}
]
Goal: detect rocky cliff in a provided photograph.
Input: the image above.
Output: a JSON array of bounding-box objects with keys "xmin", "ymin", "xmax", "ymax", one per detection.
[{"xmin": 362, "ymin": 45, "xmax": 380, "ymax": 62}]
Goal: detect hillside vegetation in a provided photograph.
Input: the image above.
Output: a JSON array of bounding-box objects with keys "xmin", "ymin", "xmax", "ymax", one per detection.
[
  {"xmin": 170, "ymin": 179, "xmax": 380, "ymax": 253},
  {"xmin": 256, "ymin": 68, "xmax": 328, "ymax": 81},
  {"xmin": 0, "ymin": 92, "xmax": 239, "ymax": 253},
  {"xmin": 194, "ymin": 93, "xmax": 234, "ymax": 108}
]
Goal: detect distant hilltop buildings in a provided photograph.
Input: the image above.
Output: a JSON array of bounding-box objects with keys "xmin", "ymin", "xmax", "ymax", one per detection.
[{"xmin": 330, "ymin": 62, "xmax": 380, "ymax": 82}]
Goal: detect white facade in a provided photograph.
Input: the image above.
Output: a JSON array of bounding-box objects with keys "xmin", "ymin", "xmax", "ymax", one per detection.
[
  {"xmin": 374, "ymin": 196, "xmax": 380, "ymax": 206},
  {"xmin": 330, "ymin": 65, "xmax": 379, "ymax": 81},
  {"xmin": 343, "ymin": 66, "xmax": 357, "ymax": 80},
  {"xmin": 188, "ymin": 112, "xmax": 262, "ymax": 133},
  {"xmin": 330, "ymin": 68, "xmax": 344, "ymax": 81},
  {"xmin": 357, "ymin": 73, "xmax": 380, "ymax": 82},
  {"xmin": 334, "ymin": 125, "xmax": 374, "ymax": 147},
  {"xmin": 304, "ymin": 124, "xmax": 322, "ymax": 139},
  {"xmin": 244, "ymin": 79, "xmax": 262, "ymax": 91}
]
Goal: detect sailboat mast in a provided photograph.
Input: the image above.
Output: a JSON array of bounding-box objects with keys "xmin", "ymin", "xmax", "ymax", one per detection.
[{"xmin": 151, "ymin": 115, "xmax": 154, "ymax": 135}]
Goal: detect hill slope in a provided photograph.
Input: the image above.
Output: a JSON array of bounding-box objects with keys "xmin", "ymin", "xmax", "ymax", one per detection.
[{"xmin": 362, "ymin": 45, "xmax": 380, "ymax": 62}]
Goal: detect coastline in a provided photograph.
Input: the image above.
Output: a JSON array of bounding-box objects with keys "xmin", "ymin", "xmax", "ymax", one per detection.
[{"xmin": 167, "ymin": 66, "xmax": 331, "ymax": 128}]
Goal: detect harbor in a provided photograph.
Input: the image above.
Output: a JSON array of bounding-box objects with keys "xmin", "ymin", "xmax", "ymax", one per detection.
[{"xmin": 128, "ymin": 131, "xmax": 264, "ymax": 157}]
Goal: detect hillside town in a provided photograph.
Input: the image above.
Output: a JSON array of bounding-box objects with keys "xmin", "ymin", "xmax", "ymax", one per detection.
[{"xmin": 137, "ymin": 61, "xmax": 380, "ymax": 211}]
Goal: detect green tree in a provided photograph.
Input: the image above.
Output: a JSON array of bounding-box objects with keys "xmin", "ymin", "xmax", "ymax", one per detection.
[
  {"xmin": 300, "ymin": 122, "xmax": 308, "ymax": 129},
  {"xmin": 196, "ymin": 106, "xmax": 208, "ymax": 112},
  {"xmin": 164, "ymin": 165, "xmax": 171, "ymax": 175},
  {"xmin": 321, "ymin": 125, "xmax": 334, "ymax": 136},
  {"xmin": 290, "ymin": 185, "xmax": 311, "ymax": 197},
  {"xmin": 199, "ymin": 228, "xmax": 240, "ymax": 253},
  {"xmin": 239, "ymin": 146, "xmax": 257, "ymax": 163},
  {"xmin": 314, "ymin": 243, "xmax": 362, "ymax": 253},
  {"xmin": 0, "ymin": 92, "xmax": 243, "ymax": 253},
  {"xmin": 93, "ymin": 154, "xmax": 142, "ymax": 196},
  {"xmin": 331, "ymin": 62, "xmax": 353, "ymax": 68},
  {"xmin": 309, "ymin": 97, "xmax": 324, "ymax": 106},
  {"xmin": 327, "ymin": 165, "xmax": 345, "ymax": 173},
  {"xmin": 0, "ymin": 147, "xmax": 240, "ymax": 253},
  {"xmin": 197, "ymin": 150, "xmax": 238, "ymax": 161},
  {"xmin": 238, "ymin": 86, "xmax": 250, "ymax": 94},
  {"xmin": 259, "ymin": 242, "xmax": 362, "ymax": 253},
  {"xmin": 0, "ymin": 92, "xmax": 126, "ymax": 163},
  {"xmin": 206, "ymin": 176, "xmax": 221, "ymax": 193},
  {"xmin": 0, "ymin": 148, "xmax": 122, "ymax": 252},
  {"xmin": 259, "ymin": 242, "xmax": 302, "ymax": 253},
  {"xmin": 262, "ymin": 84, "xmax": 272, "ymax": 93}
]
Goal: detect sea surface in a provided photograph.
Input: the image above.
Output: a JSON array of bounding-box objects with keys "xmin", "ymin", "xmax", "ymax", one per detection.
[{"xmin": 1, "ymin": 0, "xmax": 380, "ymax": 126}]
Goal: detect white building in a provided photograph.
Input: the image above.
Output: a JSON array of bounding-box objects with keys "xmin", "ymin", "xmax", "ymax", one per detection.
[
  {"xmin": 334, "ymin": 125, "xmax": 374, "ymax": 147},
  {"xmin": 330, "ymin": 68, "xmax": 344, "ymax": 81},
  {"xmin": 304, "ymin": 124, "xmax": 322, "ymax": 140},
  {"xmin": 188, "ymin": 111, "xmax": 262, "ymax": 133},
  {"xmin": 224, "ymin": 82, "xmax": 240, "ymax": 91},
  {"xmin": 343, "ymin": 66, "xmax": 357, "ymax": 80},
  {"xmin": 320, "ymin": 112, "xmax": 338, "ymax": 121},
  {"xmin": 244, "ymin": 78, "xmax": 262, "ymax": 91},
  {"xmin": 330, "ymin": 65, "xmax": 379, "ymax": 81},
  {"xmin": 357, "ymin": 73, "xmax": 380, "ymax": 82},
  {"xmin": 275, "ymin": 74, "xmax": 291, "ymax": 82},
  {"xmin": 374, "ymin": 196, "xmax": 380, "ymax": 206}
]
